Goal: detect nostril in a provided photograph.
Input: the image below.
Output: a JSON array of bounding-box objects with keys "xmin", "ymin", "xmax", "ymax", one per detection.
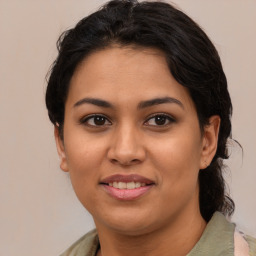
[
  {"xmin": 110, "ymin": 158, "xmax": 140, "ymax": 166},
  {"xmin": 110, "ymin": 159, "xmax": 118, "ymax": 164},
  {"xmin": 131, "ymin": 159, "xmax": 140, "ymax": 163}
]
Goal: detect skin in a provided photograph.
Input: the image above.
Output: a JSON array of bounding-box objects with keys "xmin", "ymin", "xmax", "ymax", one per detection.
[{"xmin": 55, "ymin": 46, "xmax": 220, "ymax": 256}]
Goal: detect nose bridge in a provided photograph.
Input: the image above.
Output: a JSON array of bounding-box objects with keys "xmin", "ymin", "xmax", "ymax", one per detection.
[{"xmin": 108, "ymin": 121, "xmax": 145, "ymax": 165}]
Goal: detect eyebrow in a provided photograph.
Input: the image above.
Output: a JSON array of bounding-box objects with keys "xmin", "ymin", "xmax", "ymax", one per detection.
[
  {"xmin": 74, "ymin": 98, "xmax": 113, "ymax": 108},
  {"xmin": 73, "ymin": 96, "xmax": 184, "ymax": 109},
  {"xmin": 137, "ymin": 97, "xmax": 184, "ymax": 110}
]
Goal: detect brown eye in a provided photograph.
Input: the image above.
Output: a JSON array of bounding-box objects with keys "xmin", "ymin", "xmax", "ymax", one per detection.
[
  {"xmin": 93, "ymin": 116, "xmax": 106, "ymax": 125},
  {"xmin": 154, "ymin": 115, "xmax": 167, "ymax": 125},
  {"xmin": 81, "ymin": 115, "xmax": 111, "ymax": 127},
  {"xmin": 145, "ymin": 114, "xmax": 175, "ymax": 126}
]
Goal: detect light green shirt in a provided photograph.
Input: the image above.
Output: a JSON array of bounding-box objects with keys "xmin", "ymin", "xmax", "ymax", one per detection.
[{"xmin": 60, "ymin": 212, "xmax": 256, "ymax": 256}]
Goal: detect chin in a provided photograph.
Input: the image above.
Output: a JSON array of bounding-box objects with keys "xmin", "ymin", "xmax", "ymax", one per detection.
[{"xmin": 93, "ymin": 209, "xmax": 158, "ymax": 236}]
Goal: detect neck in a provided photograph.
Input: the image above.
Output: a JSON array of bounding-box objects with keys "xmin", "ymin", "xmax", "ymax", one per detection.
[{"xmin": 95, "ymin": 209, "xmax": 206, "ymax": 256}]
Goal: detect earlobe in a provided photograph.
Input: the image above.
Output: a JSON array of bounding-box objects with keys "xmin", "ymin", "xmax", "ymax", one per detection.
[
  {"xmin": 200, "ymin": 115, "xmax": 221, "ymax": 169},
  {"xmin": 54, "ymin": 126, "xmax": 69, "ymax": 172}
]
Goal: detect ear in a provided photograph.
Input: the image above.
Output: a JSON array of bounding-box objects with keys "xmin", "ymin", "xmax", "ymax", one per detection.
[
  {"xmin": 54, "ymin": 126, "xmax": 69, "ymax": 172},
  {"xmin": 200, "ymin": 115, "xmax": 221, "ymax": 169}
]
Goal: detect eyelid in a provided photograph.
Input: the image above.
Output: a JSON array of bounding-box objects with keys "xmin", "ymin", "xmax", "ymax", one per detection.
[
  {"xmin": 79, "ymin": 112, "xmax": 175, "ymax": 127},
  {"xmin": 79, "ymin": 114, "xmax": 112, "ymax": 127},
  {"xmin": 144, "ymin": 113, "xmax": 176, "ymax": 126}
]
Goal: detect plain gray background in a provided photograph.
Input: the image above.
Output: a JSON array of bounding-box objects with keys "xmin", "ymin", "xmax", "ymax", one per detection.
[{"xmin": 0, "ymin": 1, "xmax": 255, "ymax": 255}]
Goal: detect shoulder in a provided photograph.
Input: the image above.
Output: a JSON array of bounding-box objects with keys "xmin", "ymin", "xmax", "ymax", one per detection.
[
  {"xmin": 60, "ymin": 229, "xmax": 99, "ymax": 256},
  {"xmin": 243, "ymin": 234, "xmax": 256, "ymax": 256},
  {"xmin": 188, "ymin": 212, "xmax": 256, "ymax": 256},
  {"xmin": 210, "ymin": 212, "xmax": 256, "ymax": 256},
  {"xmin": 211, "ymin": 213, "xmax": 256, "ymax": 256}
]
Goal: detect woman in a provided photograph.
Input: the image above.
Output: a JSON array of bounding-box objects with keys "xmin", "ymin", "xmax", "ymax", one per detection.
[{"xmin": 45, "ymin": 0, "xmax": 256, "ymax": 255}]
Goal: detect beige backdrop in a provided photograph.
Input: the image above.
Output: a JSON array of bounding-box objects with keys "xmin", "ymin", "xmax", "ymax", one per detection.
[{"xmin": 0, "ymin": 0, "xmax": 255, "ymax": 255}]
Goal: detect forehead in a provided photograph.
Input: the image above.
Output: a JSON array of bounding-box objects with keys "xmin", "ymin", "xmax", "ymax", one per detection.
[{"xmin": 67, "ymin": 46, "xmax": 195, "ymax": 111}]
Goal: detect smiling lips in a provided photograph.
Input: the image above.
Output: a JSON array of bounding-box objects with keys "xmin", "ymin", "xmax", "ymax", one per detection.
[{"xmin": 100, "ymin": 174, "xmax": 155, "ymax": 200}]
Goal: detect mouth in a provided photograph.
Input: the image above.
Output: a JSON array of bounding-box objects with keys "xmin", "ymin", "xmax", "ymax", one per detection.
[
  {"xmin": 100, "ymin": 174, "xmax": 155, "ymax": 200},
  {"xmin": 107, "ymin": 181, "xmax": 147, "ymax": 189}
]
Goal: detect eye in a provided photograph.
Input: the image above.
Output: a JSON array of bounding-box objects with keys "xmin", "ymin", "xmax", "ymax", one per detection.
[
  {"xmin": 80, "ymin": 115, "xmax": 111, "ymax": 127},
  {"xmin": 145, "ymin": 114, "xmax": 175, "ymax": 126}
]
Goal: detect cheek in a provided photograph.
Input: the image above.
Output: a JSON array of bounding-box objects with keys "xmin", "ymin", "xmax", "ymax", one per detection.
[
  {"xmin": 65, "ymin": 131, "xmax": 106, "ymax": 171},
  {"xmin": 150, "ymin": 130, "xmax": 202, "ymax": 187},
  {"xmin": 150, "ymin": 136, "xmax": 202, "ymax": 216},
  {"xmin": 65, "ymin": 143, "xmax": 103, "ymax": 212},
  {"xmin": 64, "ymin": 136, "xmax": 106, "ymax": 195}
]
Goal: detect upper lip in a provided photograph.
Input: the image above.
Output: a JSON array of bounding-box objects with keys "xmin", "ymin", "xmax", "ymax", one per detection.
[{"xmin": 100, "ymin": 174, "xmax": 155, "ymax": 185}]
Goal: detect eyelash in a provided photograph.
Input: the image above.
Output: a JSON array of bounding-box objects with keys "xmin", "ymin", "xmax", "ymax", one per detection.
[
  {"xmin": 145, "ymin": 113, "xmax": 175, "ymax": 127},
  {"xmin": 80, "ymin": 114, "xmax": 112, "ymax": 127},
  {"xmin": 79, "ymin": 113, "xmax": 175, "ymax": 128}
]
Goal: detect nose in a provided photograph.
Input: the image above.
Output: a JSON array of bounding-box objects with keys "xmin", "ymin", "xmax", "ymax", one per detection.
[{"xmin": 107, "ymin": 124, "xmax": 146, "ymax": 166}]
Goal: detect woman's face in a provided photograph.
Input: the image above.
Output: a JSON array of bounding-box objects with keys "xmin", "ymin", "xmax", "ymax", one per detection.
[{"xmin": 56, "ymin": 46, "xmax": 217, "ymax": 235}]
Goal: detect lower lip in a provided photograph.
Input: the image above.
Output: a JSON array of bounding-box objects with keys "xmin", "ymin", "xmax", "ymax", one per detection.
[{"xmin": 101, "ymin": 184, "xmax": 153, "ymax": 200}]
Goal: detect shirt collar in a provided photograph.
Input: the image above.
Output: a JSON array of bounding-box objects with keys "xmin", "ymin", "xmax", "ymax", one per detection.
[{"xmin": 187, "ymin": 212, "xmax": 235, "ymax": 256}]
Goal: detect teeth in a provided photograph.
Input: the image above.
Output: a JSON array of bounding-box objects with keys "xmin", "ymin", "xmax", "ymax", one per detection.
[
  {"xmin": 127, "ymin": 182, "xmax": 135, "ymax": 189},
  {"xmin": 118, "ymin": 182, "xmax": 127, "ymax": 189},
  {"xmin": 135, "ymin": 182, "xmax": 141, "ymax": 188},
  {"xmin": 109, "ymin": 181, "xmax": 146, "ymax": 189}
]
